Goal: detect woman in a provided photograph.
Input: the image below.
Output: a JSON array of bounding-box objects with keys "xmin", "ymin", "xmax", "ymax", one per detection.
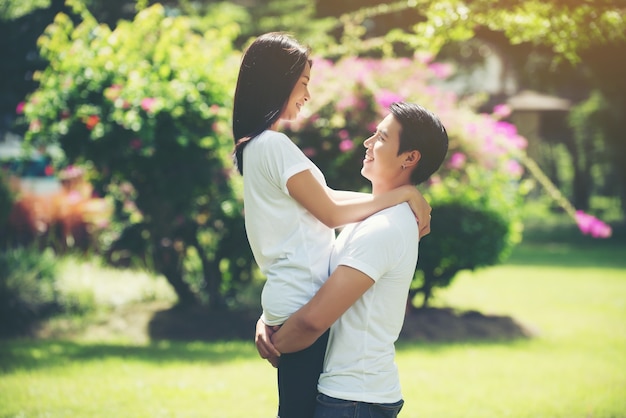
[{"xmin": 232, "ymin": 32, "xmax": 431, "ymax": 418}]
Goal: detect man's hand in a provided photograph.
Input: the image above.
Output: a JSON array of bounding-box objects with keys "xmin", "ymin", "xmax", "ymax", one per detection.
[{"xmin": 255, "ymin": 317, "xmax": 281, "ymax": 368}]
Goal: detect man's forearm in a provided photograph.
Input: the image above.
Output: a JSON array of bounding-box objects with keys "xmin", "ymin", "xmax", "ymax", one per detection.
[{"xmin": 271, "ymin": 309, "xmax": 327, "ymax": 354}]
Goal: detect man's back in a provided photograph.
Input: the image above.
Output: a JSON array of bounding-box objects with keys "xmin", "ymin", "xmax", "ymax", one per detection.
[{"xmin": 319, "ymin": 202, "xmax": 418, "ymax": 404}]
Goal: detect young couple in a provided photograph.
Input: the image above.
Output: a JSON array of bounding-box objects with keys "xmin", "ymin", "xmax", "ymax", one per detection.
[{"xmin": 233, "ymin": 32, "xmax": 448, "ymax": 418}]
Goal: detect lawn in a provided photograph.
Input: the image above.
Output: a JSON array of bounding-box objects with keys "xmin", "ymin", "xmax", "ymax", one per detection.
[{"xmin": 0, "ymin": 223, "xmax": 625, "ymax": 417}]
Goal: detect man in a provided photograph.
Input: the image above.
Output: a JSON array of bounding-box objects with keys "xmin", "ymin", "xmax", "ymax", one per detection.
[{"xmin": 256, "ymin": 101, "xmax": 449, "ymax": 417}]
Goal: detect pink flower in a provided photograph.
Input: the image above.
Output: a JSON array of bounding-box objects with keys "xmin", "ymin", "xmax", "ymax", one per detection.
[
  {"xmin": 494, "ymin": 121, "xmax": 518, "ymax": 138},
  {"xmin": 85, "ymin": 115, "xmax": 100, "ymax": 130},
  {"xmin": 338, "ymin": 130, "xmax": 350, "ymax": 141},
  {"xmin": 336, "ymin": 95, "xmax": 358, "ymax": 112},
  {"xmin": 506, "ymin": 160, "xmax": 524, "ymax": 177},
  {"xmin": 130, "ymin": 138, "xmax": 142, "ymax": 150},
  {"xmin": 415, "ymin": 51, "xmax": 434, "ymax": 64},
  {"xmin": 508, "ymin": 134, "xmax": 528, "ymax": 150},
  {"xmin": 116, "ymin": 100, "xmax": 131, "ymax": 109},
  {"xmin": 16, "ymin": 102, "xmax": 25, "ymax": 115},
  {"xmin": 575, "ymin": 210, "xmax": 612, "ymax": 238},
  {"xmin": 104, "ymin": 84, "xmax": 123, "ymax": 101},
  {"xmin": 339, "ymin": 139, "xmax": 354, "ymax": 152},
  {"xmin": 62, "ymin": 165, "xmax": 84, "ymax": 178},
  {"xmin": 428, "ymin": 62, "xmax": 453, "ymax": 79},
  {"xmin": 29, "ymin": 119, "xmax": 42, "ymax": 132},
  {"xmin": 302, "ymin": 147, "xmax": 316, "ymax": 157},
  {"xmin": 448, "ymin": 152, "xmax": 466, "ymax": 170},
  {"xmin": 67, "ymin": 190, "xmax": 82, "ymax": 204},
  {"xmin": 427, "ymin": 175, "xmax": 442, "ymax": 186},
  {"xmin": 141, "ymin": 97, "xmax": 158, "ymax": 113},
  {"xmin": 375, "ymin": 90, "xmax": 404, "ymax": 109},
  {"xmin": 493, "ymin": 104, "xmax": 512, "ymax": 118}
]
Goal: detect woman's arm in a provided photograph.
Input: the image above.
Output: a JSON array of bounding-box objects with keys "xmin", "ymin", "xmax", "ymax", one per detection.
[
  {"xmin": 327, "ymin": 189, "xmax": 369, "ymax": 201},
  {"xmin": 328, "ymin": 187, "xmax": 431, "ymax": 237},
  {"xmin": 288, "ymin": 170, "xmax": 431, "ymax": 235}
]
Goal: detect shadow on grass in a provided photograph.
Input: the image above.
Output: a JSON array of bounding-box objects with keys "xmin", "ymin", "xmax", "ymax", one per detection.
[
  {"xmin": 0, "ymin": 338, "xmax": 258, "ymax": 373},
  {"xmin": 400, "ymin": 307, "xmax": 535, "ymax": 343},
  {"xmin": 148, "ymin": 305, "xmax": 259, "ymax": 342},
  {"xmin": 506, "ymin": 221, "xmax": 626, "ymax": 269}
]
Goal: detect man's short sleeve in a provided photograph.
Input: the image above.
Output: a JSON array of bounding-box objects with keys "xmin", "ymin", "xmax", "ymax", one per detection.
[{"xmin": 335, "ymin": 213, "xmax": 403, "ymax": 283}]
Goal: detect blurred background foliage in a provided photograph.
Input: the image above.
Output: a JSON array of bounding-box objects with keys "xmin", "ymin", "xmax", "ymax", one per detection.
[{"xmin": 0, "ymin": 0, "xmax": 624, "ymax": 331}]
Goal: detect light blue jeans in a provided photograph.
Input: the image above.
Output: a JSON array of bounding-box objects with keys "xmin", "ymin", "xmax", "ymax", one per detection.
[{"xmin": 313, "ymin": 393, "xmax": 404, "ymax": 418}]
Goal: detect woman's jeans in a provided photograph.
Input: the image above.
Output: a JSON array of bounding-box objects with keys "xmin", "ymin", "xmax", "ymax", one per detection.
[
  {"xmin": 277, "ymin": 330, "xmax": 330, "ymax": 418},
  {"xmin": 313, "ymin": 393, "xmax": 404, "ymax": 418}
]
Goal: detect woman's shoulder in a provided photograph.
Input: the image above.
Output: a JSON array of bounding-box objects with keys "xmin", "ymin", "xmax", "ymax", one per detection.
[
  {"xmin": 255, "ymin": 130, "xmax": 292, "ymax": 145},
  {"xmin": 252, "ymin": 130, "xmax": 304, "ymax": 158}
]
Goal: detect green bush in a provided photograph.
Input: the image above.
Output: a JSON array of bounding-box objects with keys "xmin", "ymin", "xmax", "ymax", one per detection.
[
  {"xmin": 0, "ymin": 247, "xmax": 59, "ymax": 336},
  {"xmin": 411, "ymin": 200, "xmax": 513, "ymax": 308},
  {"xmin": 0, "ymin": 171, "xmax": 15, "ymax": 246},
  {"xmin": 21, "ymin": 4, "xmax": 247, "ymax": 308}
]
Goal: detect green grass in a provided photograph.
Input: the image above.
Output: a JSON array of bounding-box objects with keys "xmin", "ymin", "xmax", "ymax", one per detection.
[{"xmin": 1, "ymin": 224, "xmax": 625, "ymax": 417}]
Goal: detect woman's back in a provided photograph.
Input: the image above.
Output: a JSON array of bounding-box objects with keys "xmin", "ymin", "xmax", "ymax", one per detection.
[{"xmin": 243, "ymin": 130, "xmax": 334, "ymax": 326}]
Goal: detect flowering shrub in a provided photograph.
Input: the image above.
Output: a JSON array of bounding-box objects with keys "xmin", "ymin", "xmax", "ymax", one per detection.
[
  {"xmin": 20, "ymin": 4, "xmax": 246, "ymax": 307},
  {"xmin": 3, "ymin": 165, "xmax": 112, "ymax": 252},
  {"xmin": 283, "ymin": 54, "xmax": 575, "ymax": 306},
  {"xmin": 286, "ymin": 53, "xmax": 612, "ymax": 306}
]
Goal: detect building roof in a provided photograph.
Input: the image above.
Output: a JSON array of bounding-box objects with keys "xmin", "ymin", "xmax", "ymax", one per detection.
[{"xmin": 507, "ymin": 90, "xmax": 571, "ymax": 111}]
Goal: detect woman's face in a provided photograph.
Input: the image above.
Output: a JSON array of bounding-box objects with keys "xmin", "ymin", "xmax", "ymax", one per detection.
[
  {"xmin": 280, "ymin": 61, "xmax": 311, "ymax": 121},
  {"xmin": 361, "ymin": 114, "xmax": 407, "ymax": 187}
]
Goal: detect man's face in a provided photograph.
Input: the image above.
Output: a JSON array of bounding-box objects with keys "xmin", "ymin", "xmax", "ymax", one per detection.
[{"xmin": 361, "ymin": 114, "xmax": 406, "ymax": 185}]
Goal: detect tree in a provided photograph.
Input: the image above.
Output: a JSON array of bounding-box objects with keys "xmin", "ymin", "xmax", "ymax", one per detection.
[
  {"xmin": 312, "ymin": 0, "xmax": 626, "ymax": 218},
  {"xmin": 21, "ymin": 2, "xmax": 248, "ymax": 309}
]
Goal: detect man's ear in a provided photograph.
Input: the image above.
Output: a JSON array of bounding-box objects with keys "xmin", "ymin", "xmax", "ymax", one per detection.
[{"xmin": 403, "ymin": 150, "xmax": 421, "ymax": 168}]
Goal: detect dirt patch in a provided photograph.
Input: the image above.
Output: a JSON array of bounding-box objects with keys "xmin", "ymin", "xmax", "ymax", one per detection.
[
  {"xmin": 400, "ymin": 307, "xmax": 537, "ymax": 342},
  {"xmin": 35, "ymin": 303, "xmax": 536, "ymax": 343},
  {"xmin": 148, "ymin": 304, "xmax": 261, "ymax": 341},
  {"xmin": 148, "ymin": 304, "xmax": 536, "ymax": 343}
]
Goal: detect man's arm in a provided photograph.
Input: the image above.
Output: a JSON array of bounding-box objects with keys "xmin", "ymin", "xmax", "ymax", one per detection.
[{"xmin": 271, "ymin": 265, "xmax": 375, "ymax": 354}]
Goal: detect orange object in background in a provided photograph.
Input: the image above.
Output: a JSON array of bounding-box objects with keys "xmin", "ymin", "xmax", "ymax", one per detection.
[{"xmin": 3, "ymin": 167, "xmax": 111, "ymax": 252}]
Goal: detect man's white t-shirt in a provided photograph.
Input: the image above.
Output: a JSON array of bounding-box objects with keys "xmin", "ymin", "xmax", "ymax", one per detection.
[
  {"xmin": 243, "ymin": 130, "xmax": 334, "ymax": 326},
  {"xmin": 318, "ymin": 203, "xmax": 418, "ymax": 404}
]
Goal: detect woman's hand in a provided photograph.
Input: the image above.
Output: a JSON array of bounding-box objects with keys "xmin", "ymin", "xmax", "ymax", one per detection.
[
  {"xmin": 255, "ymin": 317, "xmax": 281, "ymax": 368},
  {"xmin": 402, "ymin": 186, "xmax": 432, "ymax": 238}
]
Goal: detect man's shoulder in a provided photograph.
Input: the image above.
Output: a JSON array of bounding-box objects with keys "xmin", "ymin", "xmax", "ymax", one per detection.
[
  {"xmin": 372, "ymin": 203, "xmax": 416, "ymax": 225},
  {"xmin": 355, "ymin": 203, "xmax": 417, "ymax": 239}
]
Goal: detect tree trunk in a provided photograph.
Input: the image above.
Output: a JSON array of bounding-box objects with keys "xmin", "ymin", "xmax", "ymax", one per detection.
[
  {"xmin": 152, "ymin": 239, "xmax": 197, "ymax": 307},
  {"xmin": 188, "ymin": 232, "xmax": 226, "ymax": 311}
]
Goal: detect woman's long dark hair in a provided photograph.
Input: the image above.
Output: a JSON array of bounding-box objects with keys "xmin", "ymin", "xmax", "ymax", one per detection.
[{"xmin": 232, "ymin": 32, "xmax": 311, "ymax": 175}]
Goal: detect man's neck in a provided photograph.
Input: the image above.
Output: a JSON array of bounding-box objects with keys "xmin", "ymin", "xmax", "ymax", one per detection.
[{"xmin": 371, "ymin": 179, "xmax": 411, "ymax": 196}]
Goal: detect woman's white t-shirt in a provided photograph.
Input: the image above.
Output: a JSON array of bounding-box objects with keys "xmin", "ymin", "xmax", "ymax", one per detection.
[{"xmin": 243, "ymin": 130, "xmax": 334, "ymax": 326}]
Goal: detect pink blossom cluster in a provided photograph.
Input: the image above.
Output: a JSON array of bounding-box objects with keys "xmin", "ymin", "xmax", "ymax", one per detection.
[{"xmin": 575, "ymin": 210, "xmax": 612, "ymax": 238}]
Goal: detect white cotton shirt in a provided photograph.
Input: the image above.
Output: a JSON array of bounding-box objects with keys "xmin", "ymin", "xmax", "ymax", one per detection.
[
  {"xmin": 318, "ymin": 203, "xmax": 418, "ymax": 404},
  {"xmin": 243, "ymin": 130, "xmax": 334, "ymax": 326}
]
